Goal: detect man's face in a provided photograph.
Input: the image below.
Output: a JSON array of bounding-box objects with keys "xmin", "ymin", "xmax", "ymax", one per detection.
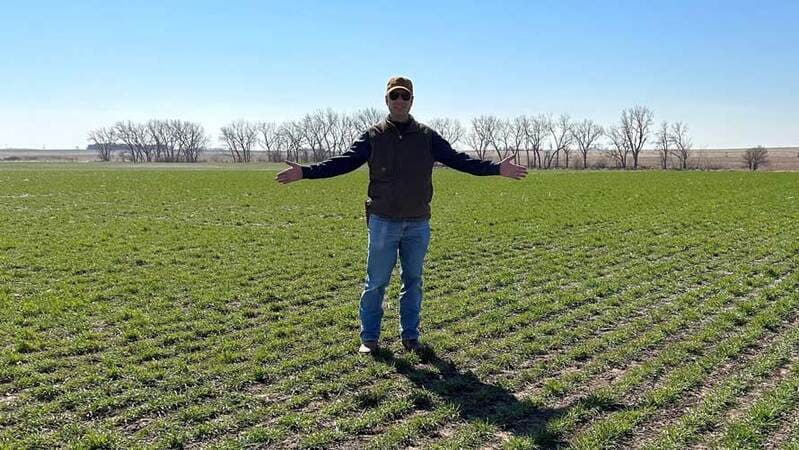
[{"xmin": 385, "ymin": 88, "xmax": 413, "ymax": 116}]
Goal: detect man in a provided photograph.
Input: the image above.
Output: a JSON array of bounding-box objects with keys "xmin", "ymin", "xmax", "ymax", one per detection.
[{"xmin": 276, "ymin": 76, "xmax": 527, "ymax": 354}]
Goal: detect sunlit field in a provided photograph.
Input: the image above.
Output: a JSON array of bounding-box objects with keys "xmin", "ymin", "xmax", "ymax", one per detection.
[{"xmin": 2, "ymin": 164, "xmax": 798, "ymax": 449}]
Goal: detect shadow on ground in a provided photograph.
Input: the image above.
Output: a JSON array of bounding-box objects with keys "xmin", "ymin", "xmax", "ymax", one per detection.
[{"xmin": 371, "ymin": 344, "xmax": 570, "ymax": 448}]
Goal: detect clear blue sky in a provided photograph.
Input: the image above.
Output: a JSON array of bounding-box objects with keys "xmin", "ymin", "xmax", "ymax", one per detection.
[{"xmin": 1, "ymin": 0, "xmax": 797, "ymax": 149}]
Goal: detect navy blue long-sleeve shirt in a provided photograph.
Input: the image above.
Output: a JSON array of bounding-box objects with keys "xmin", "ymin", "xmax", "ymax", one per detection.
[{"xmin": 300, "ymin": 131, "xmax": 501, "ymax": 179}]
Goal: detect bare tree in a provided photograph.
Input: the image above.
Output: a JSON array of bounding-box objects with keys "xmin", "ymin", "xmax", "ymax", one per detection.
[
  {"xmin": 173, "ymin": 121, "xmax": 207, "ymax": 162},
  {"xmin": 136, "ymin": 122, "xmax": 156, "ymax": 162},
  {"xmin": 620, "ymin": 106, "xmax": 654, "ymax": 169},
  {"xmin": 508, "ymin": 116, "xmax": 528, "ymax": 163},
  {"xmin": 103, "ymin": 120, "xmax": 204, "ymax": 163},
  {"xmin": 743, "ymin": 146, "xmax": 769, "ymax": 170},
  {"xmin": 278, "ymin": 121, "xmax": 305, "ymax": 162},
  {"xmin": 147, "ymin": 120, "xmax": 164, "ymax": 161},
  {"xmin": 298, "ymin": 109, "xmax": 340, "ymax": 162},
  {"xmin": 606, "ymin": 125, "xmax": 631, "ymax": 169},
  {"xmin": 114, "ymin": 121, "xmax": 153, "ymax": 163},
  {"xmin": 571, "ymin": 119, "xmax": 603, "ymax": 169},
  {"xmin": 546, "ymin": 114, "xmax": 573, "ymax": 168},
  {"xmin": 333, "ymin": 113, "xmax": 360, "ymax": 156},
  {"xmin": 669, "ymin": 121, "xmax": 692, "ymax": 169},
  {"xmin": 87, "ymin": 126, "xmax": 118, "ymax": 162},
  {"xmin": 257, "ymin": 121, "xmax": 287, "ymax": 162},
  {"xmin": 655, "ymin": 121, "xmax": 671, "ymax": 169},
  {"xmin": 353, "ymin": 107, "xmax": 383, "ymax": 132},
  {"xmin": 483, "ymin": 115, "xmax": 505, "ymax": 160},
  {"xmin": 320, "ymin": 109, "xmax": 345, "ymax": 156},
  {"xmin": 164, "ymin": 120, "xmax": 185, "ymax": 162},
  {"xmin": 114, "ymin": 121, "xmax": 138, "ymax": 162},
  {"xmin": 467, "ymin": 115, "xmax": 500, "ymax": 160},
  {"xmin": 493, "ymin": 118, "xmax": 523, "ymax": 161},
  {"xmin": 523, "ymin": 114, "xmax": 548, "ymax": 168},
  {"xmin": 299, "ymin": 113, "xmax": 322, "ymax": 161},
  {"xmin": 220, "ymin": 120, "xmax": 258, "ymax": 163},
  {"xmin": 148, "ymin": 120, "xmax": 179, "ymax": 162},
  {"xmin": 428, "ymin": 118, "xmax": 466, "ymax": 147},
  {"xmin": 465, "ymin": 133, "xmax": 485, "ymax": 159}
]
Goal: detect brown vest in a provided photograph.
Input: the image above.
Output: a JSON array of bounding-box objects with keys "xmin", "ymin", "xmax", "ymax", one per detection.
[{"xmin": 366, "ymin": 116, "xmax": 435, "ymax": 219}]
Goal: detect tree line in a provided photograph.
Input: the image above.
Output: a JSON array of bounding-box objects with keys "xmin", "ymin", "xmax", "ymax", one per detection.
[
  {"xmin": 87, "ymin": 106, "xmax": 770, "ymax": 170},
  {"xmin": 88, "ymin": 120, "xmax": 207, "ymax": 163},
  {"xmin": 216, "ymin": 105, "xmax": 688, "ymax": 169}
]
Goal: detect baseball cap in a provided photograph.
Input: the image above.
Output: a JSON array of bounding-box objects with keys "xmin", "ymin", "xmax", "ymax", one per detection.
[{"xmin": 386, "ymin": 76, "xmax": 413, "ymax": 94}]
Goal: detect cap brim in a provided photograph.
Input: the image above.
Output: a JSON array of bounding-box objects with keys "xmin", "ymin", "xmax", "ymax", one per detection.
[{"xmin": 387, "ymin": 86, "xmax": 412, "ymax": 94}]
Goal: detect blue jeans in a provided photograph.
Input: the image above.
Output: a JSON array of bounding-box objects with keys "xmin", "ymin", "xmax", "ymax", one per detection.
[{"xmin": 359, "ymin": 213, "xmax": 431, "ymax": 342}]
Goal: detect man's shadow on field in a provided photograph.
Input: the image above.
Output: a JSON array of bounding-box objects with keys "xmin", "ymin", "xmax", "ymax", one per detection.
[{"xmin": 371, "ymin": 345, "xmax": 569, "ymax": 447}]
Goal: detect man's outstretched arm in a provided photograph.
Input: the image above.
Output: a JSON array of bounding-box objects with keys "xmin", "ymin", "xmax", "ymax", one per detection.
[
  {"xmin": 276, "ymin": 132, "xmax": 371, "ymax": 184},
  {"xmin": 431, "ymin": 131, "xmax": 527, "ymax": 179}
]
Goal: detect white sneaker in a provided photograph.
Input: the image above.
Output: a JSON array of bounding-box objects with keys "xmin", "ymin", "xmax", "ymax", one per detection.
[{"xmin": 358, "ymin": 341, "xmax": 378, "ymax": 354}]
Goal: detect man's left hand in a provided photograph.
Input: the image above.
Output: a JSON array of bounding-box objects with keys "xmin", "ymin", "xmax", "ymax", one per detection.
[{"xmin": 499, "ymin": 155, "xmax": 528, "ymax": 180}]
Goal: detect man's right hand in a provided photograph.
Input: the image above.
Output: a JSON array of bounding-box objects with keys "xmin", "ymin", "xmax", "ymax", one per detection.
[{"xmin": 276, "ymin": 161, "xmax": 303, "ymax": 184}]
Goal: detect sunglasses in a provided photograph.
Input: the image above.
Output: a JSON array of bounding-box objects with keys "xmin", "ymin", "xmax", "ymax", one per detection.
[{"xmin": 389, "ymin": 90, "xmax": 412, "ymax": 101}]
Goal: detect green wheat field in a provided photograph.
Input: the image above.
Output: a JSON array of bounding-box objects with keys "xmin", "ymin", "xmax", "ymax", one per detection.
[{"xmin": 2, "ymin": 163, "xmax": 799, "ymax": 449}]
